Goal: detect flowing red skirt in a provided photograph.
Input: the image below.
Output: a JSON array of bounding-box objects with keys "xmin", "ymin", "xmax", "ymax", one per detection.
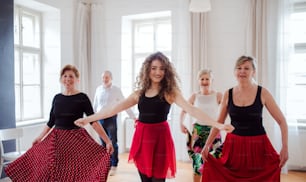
[
  {"xmin": 202, "ymin": 133, "xmax": 281, "ymax": 182},
  {"xmin": 5, "ymin": 128, "xmax": 111, "ymax": 182},
  {"xmin": 128, "ymin": 121, "xmax": 176, "ymax": 179}
]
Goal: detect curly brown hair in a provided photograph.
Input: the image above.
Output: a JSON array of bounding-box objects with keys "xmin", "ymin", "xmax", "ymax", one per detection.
[{"xmin": 135, "ymin": 52, "xmax": 180, "ymax": 99}]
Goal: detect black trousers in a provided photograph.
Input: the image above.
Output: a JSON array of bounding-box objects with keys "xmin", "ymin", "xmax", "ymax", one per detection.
[{"xmin": 138, "ymin": 171, "xmax": 165, "ymax": 182}]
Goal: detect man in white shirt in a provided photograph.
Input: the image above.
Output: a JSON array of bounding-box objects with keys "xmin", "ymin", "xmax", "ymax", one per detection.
[{"xmin": 93, "ymin": 70, "xmax": 136, "ymax": 176}]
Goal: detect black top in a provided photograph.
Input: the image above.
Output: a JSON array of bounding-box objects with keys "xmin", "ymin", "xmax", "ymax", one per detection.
[
  {"xmin": 228, "ymin": 86, "xmax": 266, "ymax": 136},
  {"xmin": 47, "ymin": 93, "xmax": 94, "ymax": 129},
  {"xmin": 138, "ymin": 94, "xmax": 171, "ymax": 123}
]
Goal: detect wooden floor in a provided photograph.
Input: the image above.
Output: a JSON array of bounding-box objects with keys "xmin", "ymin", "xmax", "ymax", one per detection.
[{"xmin": 107, "ymin": 153, "xmax": 306, "ymax": 182}]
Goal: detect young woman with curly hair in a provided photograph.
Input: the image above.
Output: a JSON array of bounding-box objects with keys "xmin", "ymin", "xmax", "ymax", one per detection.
[{"xmin": 75, "ymin": 52, "xmax": 234, "ymax": 182}]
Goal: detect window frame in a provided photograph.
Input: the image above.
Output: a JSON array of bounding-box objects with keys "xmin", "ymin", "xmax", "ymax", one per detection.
[
  {"xmin": 14, "ymin": 5, "xmax": 43, "ymax": 122},
  {"xmin": 120, "ymin": 12, "xmax": 172, "ymax": 118},
  {"xmin": 131, "ymin": 17, "xmax": 172, "ymax": 86}
]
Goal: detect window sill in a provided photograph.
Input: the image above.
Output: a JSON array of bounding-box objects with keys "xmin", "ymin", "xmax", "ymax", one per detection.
[{"xmin": 16, "ymin": 118, "xmax": 47, "ymax": 127}]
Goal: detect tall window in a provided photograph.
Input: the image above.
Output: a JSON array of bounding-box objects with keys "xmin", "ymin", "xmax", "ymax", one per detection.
[
  {"xmin": 286, "ymin": 2, "xmax": 306, "ymax": 125},
  {"xmin": 14, "ymin": 6, "xmax": 42, "ymax": 122},
  {"xmin": 121, "ymin": 12, "xmax": 172, "ymax": 116},
  {"xmin": 132, "ymin": 17, "xmax": 172, "ymax": 80}
]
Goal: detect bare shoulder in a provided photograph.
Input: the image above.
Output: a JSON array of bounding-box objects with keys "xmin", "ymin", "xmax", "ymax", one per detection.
[
  {"xmin": 260, "ymin": 86, "xmax": 270, "ymax": 95},
  {"xmin": 260, "ymin": 86, "xmax": 274, "ymax": 105},
  {"xmin": 165, "ymin": 88, "xmax": 181, "ymax": 104},
  {"xmin": 221, "ymin": 89, "xmax": 230, "ymax": 104},
  {"xmin": 223, "ymin": 89, "xmax": 229, "ymax": 97}
]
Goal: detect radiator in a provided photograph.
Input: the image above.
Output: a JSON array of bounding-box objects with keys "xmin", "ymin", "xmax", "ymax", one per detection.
[
  {"xmin": 124, "ymin": 118, "xmax": 135, "ymax": 151},
  {"xmin": 287, "ymin": 120, "xmax": 306, "ymax": 171}
]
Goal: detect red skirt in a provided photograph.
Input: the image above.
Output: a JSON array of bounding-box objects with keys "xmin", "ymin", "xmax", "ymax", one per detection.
[
  {"xmin": 202, "ymin": 133, "xmax": 281, "ymax": 182},
  {"xmin": 128, "ymin": 121, "xmax": 176, "ymax": 179},
  {"xmin": 5, "ymin": 128, "xmax": 111, "ymax": 182}
]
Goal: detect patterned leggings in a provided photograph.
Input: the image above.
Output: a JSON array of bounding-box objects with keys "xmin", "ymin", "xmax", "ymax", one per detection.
[{"xmin": 186, "ymin": 123, "xmax": 222, "ymax": 175}]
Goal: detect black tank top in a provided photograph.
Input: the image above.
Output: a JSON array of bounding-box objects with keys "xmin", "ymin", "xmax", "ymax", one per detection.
[
  {"xmin": 228, "ymin": 86, "xmax": 266, "ymax": 136},
  {"xmin": 138, "ymin": 94, "xmax": 171, "ymax": 123}
]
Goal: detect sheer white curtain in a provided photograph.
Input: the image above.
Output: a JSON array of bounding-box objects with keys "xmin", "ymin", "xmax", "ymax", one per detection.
[
  {"xmin": 190, "ymin": 12, "xmax": 208, "ymax": 92},
  {"xmin": 74, "ymin": 0, "xmax": 104, "ymax": 142},
  {"xmin": 272, "ymin": 0, "xmax": 303, "ymax": 171},
  {"xmin": 269, "ymin": 0, "xmax": 294, "ymax": 113},
  {"xmin": 90, "ymin": 3, "xmax": 104, "ymax": 98},
  {"xmin": 246, "ymin": 0, "xmax": 294, "ymax": 173},
  {"xmin": 266, "ymin": 0, "xmax": 294, "ymax": 173},
  {"xmin": 245, "ymin": 0, "xmax": 268, "ymax": 84},
  {"xmin": 264, "ymin": 0, "xmax": 301, "ymax": 173},
  {"xmin": 75, "ymin": 1, "xmax": 91, "ymax": 94},
  {"xmin": 75, "ymin": 1, "xmax": 104, "ymax": 97}
]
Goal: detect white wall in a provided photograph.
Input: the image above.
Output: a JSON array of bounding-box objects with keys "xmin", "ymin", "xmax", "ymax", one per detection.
[
  {"xmin": 30, "ymin": 0, "xmax": 75, "ymax": 67},
  {"xmin": 207, "ymin": 0, "xmax": 250, "ymax": 92},
  {"xmin": 94, "ymin": 0, "xmax": 249, "ymax": 99}
]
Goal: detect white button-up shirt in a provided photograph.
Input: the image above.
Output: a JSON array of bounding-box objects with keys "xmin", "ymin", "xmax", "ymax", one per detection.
[{"xmin": 93, "ymin": 84, "xmax": 135, "ymax": 119}]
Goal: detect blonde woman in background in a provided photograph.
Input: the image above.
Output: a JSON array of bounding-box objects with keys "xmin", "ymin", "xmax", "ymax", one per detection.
[{"xmin": 180, "ymin": 69, "xmax": 223, "ymax": 182}]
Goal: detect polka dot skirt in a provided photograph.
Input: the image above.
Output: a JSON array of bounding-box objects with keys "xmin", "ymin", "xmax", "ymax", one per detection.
[{"xmin": 5, "ymin": 128, "xmax": 111, "ymax": 182}]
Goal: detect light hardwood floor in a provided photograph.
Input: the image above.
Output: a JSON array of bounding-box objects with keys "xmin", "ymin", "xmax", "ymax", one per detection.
[{"xmin": 107, "ymin": 153, "xmax": 306, "ymax": 182}]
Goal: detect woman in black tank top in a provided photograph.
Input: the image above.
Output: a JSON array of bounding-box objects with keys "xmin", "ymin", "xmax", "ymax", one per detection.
[
  {"xmin": 201, "ymin": 56, "xmax": 288, "ymax": 182},
  {"xmin": 75, "ymin": 52, "xmax": 234, "ymax": 182}
]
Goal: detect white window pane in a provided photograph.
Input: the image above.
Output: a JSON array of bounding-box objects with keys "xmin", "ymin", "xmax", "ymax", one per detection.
[
  {"xmin": 291, "ymin": 12, "xmax": 306, "ymax": 44},
  {"xmin": 22, "ymin": 14, "xmax": 40, "ymax": 47},
  {"xmin": 286, "ymin": 87, "xmax": 306, "ymax": 119},
  {"xmin": 135, "ymin": 24, "xmax": 154, "ymax": 53},
  {"xmin": 23, "ymin": 86, "xmax": 41, "ymax": 119},
  {"xmin": 14, "ymin": 6, "xmax": 43, "ymax": 123},
  {"xmin": 156, "ymin": 23, "xmax": 172, "ymax": 51},
  {"xmin": 287, "ymin": 53, "xmax": 306, "ymax": 119},
  {"xmin": 288, "ymin": 53, "xmax": 306, "ymax": 84},
  {"xmin": 22, "ymin": 53, "xmax": 40, "ymax": 84}
]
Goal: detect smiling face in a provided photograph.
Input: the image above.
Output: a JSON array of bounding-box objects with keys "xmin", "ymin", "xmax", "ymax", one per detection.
[
  {"xmin": 102, "ymin": 71, "xmax": 112, "ymax": 88},
  {"xmin": 199, "ymin": 72, "xmax": 212, "ymax": 88},
  {"xmin": 149, "ymin": 59, "xmax": 165, "ymax": 84},
  {"xmin": 137, "ymin": 52, "xmax": 179, "ymax": 97},
  {"xmin": 234, "ymin": 60, "xmax": 255, "ymax": 83},
  {"xmin": 61, "ymin": 70, "xmax": 79, "ymax": 90}
]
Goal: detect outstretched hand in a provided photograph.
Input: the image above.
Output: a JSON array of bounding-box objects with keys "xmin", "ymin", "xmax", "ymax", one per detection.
[
  {"xmin": 223, "ymin": 124, "xmax": 234, "ymax": 133},
  {"xmin": 74, "ymin": 118, "xmax": 88, "ymax": 127},
  {"xmin": 217, "ymin": 123, "xmax": 234, "ymax": 133},
  {"xmin": 180, "ymin": 124, "xmax": 188, "ymax": 134}
]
